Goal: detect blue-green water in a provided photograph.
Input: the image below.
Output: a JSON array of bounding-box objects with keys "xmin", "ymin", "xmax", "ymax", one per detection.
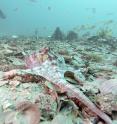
[{"xmin": 0, "ymin": 0, "xmax": 117, "ymax": 36}]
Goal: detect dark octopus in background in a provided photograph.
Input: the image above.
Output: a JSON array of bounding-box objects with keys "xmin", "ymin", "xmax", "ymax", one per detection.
[{"xmin": 0, "ymin": 9, "xmax": 6, "ymax": 19}]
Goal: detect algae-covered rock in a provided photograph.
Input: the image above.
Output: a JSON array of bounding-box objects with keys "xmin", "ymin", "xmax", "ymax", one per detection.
[
  {"xmin": 51, "ymin": 27, "xmax": 65, "ymax": 41},
  {"xmin": 66, "ymin": 30, "xmax": 78, "ymax": 41}
]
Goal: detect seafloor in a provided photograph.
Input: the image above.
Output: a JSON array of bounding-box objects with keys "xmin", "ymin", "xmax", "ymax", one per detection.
[{"xmin": 0, "ymin": 36, "xmax": 117, "ymax": 124}]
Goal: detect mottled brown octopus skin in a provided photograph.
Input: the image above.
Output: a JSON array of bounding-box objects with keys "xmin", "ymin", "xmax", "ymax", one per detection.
[{"xmin": 16, "ymin": 101, "xmax": 40, "ymax": 124}]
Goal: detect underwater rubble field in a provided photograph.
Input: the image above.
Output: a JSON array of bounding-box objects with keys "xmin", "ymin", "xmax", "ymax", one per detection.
[{"xmin": 0, "ymin": 36, "xmax": 117, "ymax": 124}]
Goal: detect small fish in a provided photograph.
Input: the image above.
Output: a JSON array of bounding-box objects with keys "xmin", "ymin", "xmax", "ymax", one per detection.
[
  {"xmin": 92, "ymin": 8, "xmax": 96, "ymax": 14},
  {"xmin": 85, "ymin": 7, "xmax": 96, "ymax": 14},
  {"xmin": 11, "ymin": 35, "xmax": 18, "ymax": 39},
  {"xmin": 13, "ymin": 8, "xmax": 18, "ymax": 12},
  {"xmin": 82, "ymin": 32, "xmax": 90, "ymax": 37},
  {"xmin": 104, "ymin": 20, "xmax": 114, "ymax": 25},
  {"xmin": 47, "ymin": 6, "xmax": 52, "ymax": 11},
  {"xmin": 106, "ymin": 12, "xmax": 114, "ymax": 16},
  {"xmin": 29, "ymin": 0, "xmax": 37, "ymax": 3},
  {"xmin": 0, "ymin": 9, "xmax": 6, "ymax": 19}
]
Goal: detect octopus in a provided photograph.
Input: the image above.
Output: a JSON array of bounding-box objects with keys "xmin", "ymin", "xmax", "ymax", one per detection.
[{"xmin": 0, "ymin": 47, "xmax": 112, "ymax": 124}]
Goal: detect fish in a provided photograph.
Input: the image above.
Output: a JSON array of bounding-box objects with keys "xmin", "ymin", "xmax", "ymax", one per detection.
[
  {"xmin": 48, "ymin": 6, "xmax": 52, "ymax": 11},
  {"xmin": 29, "ymin": 0, "xmax": 37, "ymax": 3},
  {"xmin": 102, "ymin": 20, "xmax": 114, "ymax": 25},
  {"xmin": 13, "ymin": 8, "xmax": 18, "ymax": 12},
  {"xmin": 85, "ymin": 8, "xmax": 96, "ymax": 14},
  {"xmin": 92, "ymin": 8, "xmax": 96, "ymax": 14},
  {"xmin": 106, "ymin": 12, "xmax": 114, "ymax": 16},
  {"xmin": 0, "ymin": 9, "xmax": 6, "ymax": 19}
]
